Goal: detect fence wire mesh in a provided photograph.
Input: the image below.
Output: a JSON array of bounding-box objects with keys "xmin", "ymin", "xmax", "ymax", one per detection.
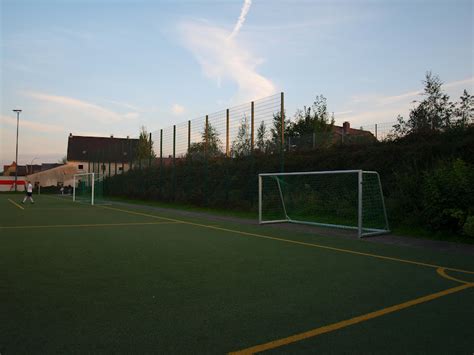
[{"xmin": 151, "ymin": 93, "xmax": 283, "ymax": 161}]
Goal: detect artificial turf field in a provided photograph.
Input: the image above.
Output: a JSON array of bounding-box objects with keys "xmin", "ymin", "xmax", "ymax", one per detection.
[{"xmin": 0, "ymin": 193, "xmax": 473, "ymax": 354}]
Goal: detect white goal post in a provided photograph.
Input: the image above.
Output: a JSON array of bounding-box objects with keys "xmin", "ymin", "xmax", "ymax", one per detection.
[
  {"xmin": 258, "ymin": 170, "xmax": 390, "ymax": 238},
  {"xmin": 73, "ymin": 172, "xmax": 97, "ymax": 205}
]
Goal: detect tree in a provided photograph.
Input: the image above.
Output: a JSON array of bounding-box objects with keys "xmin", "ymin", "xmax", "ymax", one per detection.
[
  {"xmin": 137, "ymin": 126, "xmax": 156, "ymax": 162},
  {"xmin": 454, "ymin": 89, "xmax": 474, "ymax": 128},
  {"xmin": 270, "ymin": 111, "xmax": 290, "ymax": 153},
  {"xmin": 231, "ymin": 115, "xmax": 251, "ymax": 157},
  {"xmin": 187, "ymin": 122, "xmax": 223, "ymax": 159},
  {"xmin": 256, "ymin": 121, "xmax": 270, "ymax": 153},
  {"xmin": 394, "ymin": 72, "xmax": 455, "ymax": 135},
  {"xmin": 286, "ymin": 95, "xmax": 335, "ymax": 149}
]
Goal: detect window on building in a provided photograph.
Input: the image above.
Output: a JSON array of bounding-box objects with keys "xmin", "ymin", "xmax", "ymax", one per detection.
[{"xmin": 78, "ymin": 164, "xmax": 84, "ymax": 170}]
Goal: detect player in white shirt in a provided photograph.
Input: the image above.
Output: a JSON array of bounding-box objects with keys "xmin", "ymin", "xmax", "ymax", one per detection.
[{"xmin": 22, "ymin": 181, "xmax": 35, "ymax": 204}]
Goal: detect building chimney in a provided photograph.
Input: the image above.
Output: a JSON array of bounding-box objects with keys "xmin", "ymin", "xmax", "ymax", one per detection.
[{"xmin": 343, "ymin": 122, "xmax": 350, "ymax": 135}]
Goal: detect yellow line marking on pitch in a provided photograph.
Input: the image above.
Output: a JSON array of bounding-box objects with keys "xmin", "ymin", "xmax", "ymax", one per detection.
[
  {"xmin": 0, "ymin": 221, "xmax": 180, "ymax": 229},
  {"xmin": 437, "ymin": 267, "xmax": 473, "ymax": 284},
  {"xmin": 99, "ymin": 205, "xmax": 474, "ymax": 275},
  {"xmin": 97, "ymin": 205, "xmax": 474, "ymax": 353},
  {"xmin": 228, "ymin": 274, "xmax": 474, "ymax": 354},
  {"xmin": 26, "ymin": 207, "xmax": 92, "ymax": 210},
  {"xmin": 7, "ymin": 198, "xmax": 24, "ymax": 210}
]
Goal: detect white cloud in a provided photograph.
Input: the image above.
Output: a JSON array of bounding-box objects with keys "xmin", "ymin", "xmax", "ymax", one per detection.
[
  {"xmin": 25, "ymin": 91, "xmax": 123, "ymax": 123},
  {"xmin": 102, "ymin": 99, "xmax": 141, "ymax": 112},
  {"xmin": 229, "ymin": 0, "xmax": 252, "ymax": 40},
  {"xmin": 376, "ymin": 90, "xmax": 422, "ymax": 105},
  {"xmin": 122, "ymin": 112, "xmax": 140, "ymax": 120},
  {"xmin": 1, "ymin": 114, "xmax": 65, "ymax": 133},
  {"xmin": 352, "ymin": 77, "xmax": 474, "ymax": 107},
  {"xmin": 180, "ymin": 20, "xmax": 276, "ymax": 103},
  {"xmin": 444, "ymin": 77, "xmax": 474, "ymax": 89},
  {"xmin": 171, "ymin": 104, "xmax": 185, "ymax": 115}
]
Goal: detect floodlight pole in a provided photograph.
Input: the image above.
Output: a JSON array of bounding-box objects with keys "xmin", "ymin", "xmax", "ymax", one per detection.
[{"xmin": 13, "ymin": 109, "xmax": 22, "ymax": 192}]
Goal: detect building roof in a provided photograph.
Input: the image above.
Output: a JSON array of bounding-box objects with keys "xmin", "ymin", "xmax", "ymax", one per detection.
[
  {"xmin": 67, "ymin": 134, "xmax": 139, "ymax": 162},
  {"xmin": 3, "ymin": 162, "xmax": 36, "ymax": 176},
  {"xmin": 332, "ymin": 122, "xmax": 375, "ymax": 138},
  {"xmin": 41, "ymin": 163, "xmax": 64, "ymax": 171}
]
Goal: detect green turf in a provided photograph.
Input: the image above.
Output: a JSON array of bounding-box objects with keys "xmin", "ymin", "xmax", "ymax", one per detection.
[
  {"xmin": 104, "ymin": 195, "xmax": 474, "ymax": 244},
  {"xmin": 0, "ymin": 194, "xmax": 473, "ymax": 354}
]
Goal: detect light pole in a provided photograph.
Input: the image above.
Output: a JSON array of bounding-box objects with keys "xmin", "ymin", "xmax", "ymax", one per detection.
[{"xmin": 12, "ymin": 109, "xmax": 22, "ymax": 192}]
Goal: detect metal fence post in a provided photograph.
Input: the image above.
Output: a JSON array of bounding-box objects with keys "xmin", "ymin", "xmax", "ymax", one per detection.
[
  {"xmin": 173, "ymin": 125, "xmax": 176, "ymax": 201},
  {"xmin": 204, "ymin": 115, "xmax": 209, "ymax": 205},
  {"xmin": 251, "ymin": 101, "xmax": 255, "ymax": 153},
  {"xmin": 226, "ymin": 109, "xmax": 230, "ymax": 157},
  {"xmin": 160, "ymin": 129, "xmax": 163, "ymax": 197},
  {"xmin": 128, "ymin": 138, "xmax": 132, "ymax": 171},
  {"xmin": 149, "ymin": 132, "xmax": 152, "ymax": 168},
  {"xmin": 358, "ymin": 170, "xmax": 363, "ymax": 238},
  {"xmin": 280, "ymin": 92, "xmax": 285, "ymax": 172},
  {"xmin": 205, "ymin": 115, "xmax": 209, "ymax": 157},
  {"xmin": 188, "ymin": 120, "xmax": 191, "ymax": 153}
]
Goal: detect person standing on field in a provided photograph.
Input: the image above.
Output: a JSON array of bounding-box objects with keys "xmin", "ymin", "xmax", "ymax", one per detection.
[{"xmin": 22, "ymin": 181, "xmax": 35, "ymax": 204}]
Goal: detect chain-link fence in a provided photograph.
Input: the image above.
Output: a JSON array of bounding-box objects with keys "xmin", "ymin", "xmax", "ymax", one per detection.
[
  {"xmin": 151, "ymin": 93, "xmax": 284, "ymax": 162},
  {"xmin": 82, "ymin": 94, "xmax": 282, "ymax": 204}
]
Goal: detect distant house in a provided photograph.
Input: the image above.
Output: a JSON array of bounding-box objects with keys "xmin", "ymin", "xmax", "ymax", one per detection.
[
  {"xmin": 2, "ymin": 162, "xmax": 41, "ymax": 177},
  {"xmin": 66, "ymin": 134, "xmax": 139, "ymax": 176},
  {"xmin": 332, "ymin": 122, "xmax": 376, "ymax": 144},
  {"xmin": 287, "ymin": 121, "xmax": 376, "ymax": 151},
  {"xmin": 23, "ymin": 134, "xmax": 140, "ymax": 188}
]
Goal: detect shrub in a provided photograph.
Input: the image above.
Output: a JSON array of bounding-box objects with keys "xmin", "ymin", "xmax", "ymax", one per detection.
[
  {"xmin": 463, "ymin": 216, "xmax": 474, "ymax": 237},
  {"xmin": 421, "ymin": 159, "xmax": 474, "ymax": 232}
]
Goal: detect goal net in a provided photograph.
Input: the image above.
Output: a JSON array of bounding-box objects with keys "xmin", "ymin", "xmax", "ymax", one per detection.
[
  {"xmin": 73, "ymin": 173, "xmax": 105, "ymax": 205},
  {"xmin": 259, "ymin": 170, "xmax": 389, "ymax": 238}
]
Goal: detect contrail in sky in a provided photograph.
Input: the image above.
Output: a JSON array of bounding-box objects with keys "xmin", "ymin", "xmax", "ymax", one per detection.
[{"xmin": 228, "ymin": 0, "xmax": 252, "ymax": 40}]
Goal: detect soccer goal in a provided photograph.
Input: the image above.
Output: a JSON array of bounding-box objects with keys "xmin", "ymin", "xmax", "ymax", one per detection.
[
  {"xmin": 259, "ymin": 170, "xmax": 390, "ymax": 238},
  {"xmin": 73, "ymin": 173, "xmax": 105, "ymax": 205}
]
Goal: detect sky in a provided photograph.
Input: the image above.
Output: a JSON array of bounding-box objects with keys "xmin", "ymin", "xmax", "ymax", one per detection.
[{"xmin": 1, "ymin": 0, "xmax": 473, "ymax": 168}]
